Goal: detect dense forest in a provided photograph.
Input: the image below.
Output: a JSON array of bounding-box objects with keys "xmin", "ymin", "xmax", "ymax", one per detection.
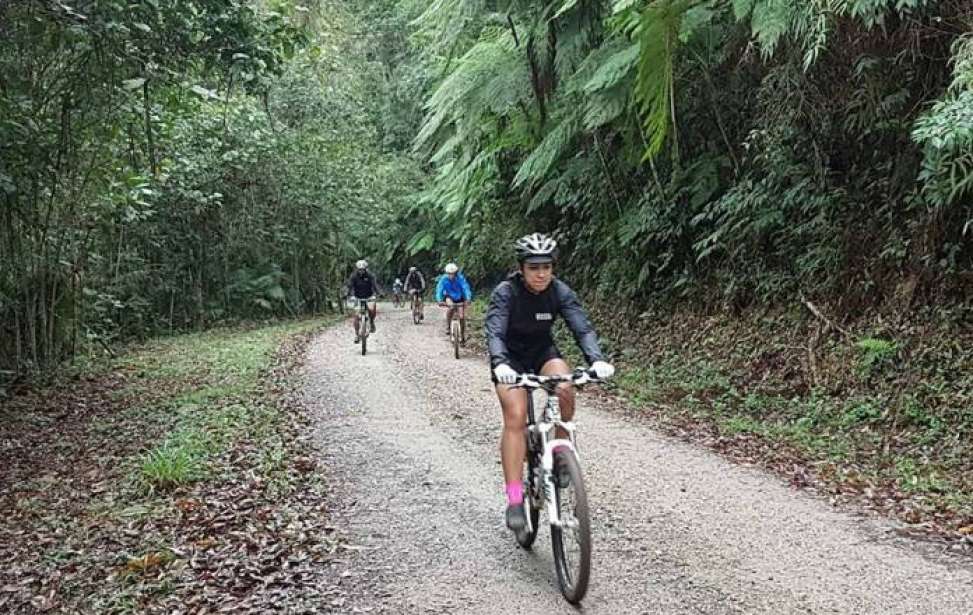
[
  {"xmin": 399, "ymin": 0, "xmax": 972, "ymax": 305},
  {"xmin": 0, "ymin": 0, "xmax": 425, "ymax": 375},
  {"xmin": 2, "ymin": 0, "xmax": 971, "ymax": 378}
]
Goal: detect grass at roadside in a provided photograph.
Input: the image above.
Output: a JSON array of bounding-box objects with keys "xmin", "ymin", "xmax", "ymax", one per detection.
[
  {"xmin": 598, "ymin": 307, "xmax": 973, "ymax": 544},
  {"xmin": 0, "ymin": 318, "xmax": 343, "ymax": 613}
]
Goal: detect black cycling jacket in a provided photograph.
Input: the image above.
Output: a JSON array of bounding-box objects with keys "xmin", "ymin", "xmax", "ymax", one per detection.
[
  {"xmin": 347, "ymin": 271, "xmax": 380, "ymax": 299},
  {"xmin": 485, "ymin": 273, "xmax": 605, "ymax": 369},
  {"xmin": 404, "ymin": 270, "xmax": 425, "ymax": 291}
]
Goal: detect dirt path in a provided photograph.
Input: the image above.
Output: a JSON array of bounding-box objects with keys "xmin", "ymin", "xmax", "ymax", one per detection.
[{"xmin": 303, "ymin": 306, "xmax": 973, "ymax": 614}]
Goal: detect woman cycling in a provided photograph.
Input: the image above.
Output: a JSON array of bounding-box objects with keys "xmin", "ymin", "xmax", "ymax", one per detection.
[{"xmin": 485, "ymin": 233, "xmax": 615, "ymax": 532}]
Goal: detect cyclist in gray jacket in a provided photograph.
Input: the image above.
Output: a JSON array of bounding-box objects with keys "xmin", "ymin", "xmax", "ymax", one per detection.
[
  {"xmin": 404, "ymin": 266, "xmax": 426, "ymax": 321},
  {"xmin": 485, "ymin": 233, "xmax": 615, "ymax": 532},
  {"xmin": 347, "ymin": 259, "xmax": 382, "ymax": 343}
]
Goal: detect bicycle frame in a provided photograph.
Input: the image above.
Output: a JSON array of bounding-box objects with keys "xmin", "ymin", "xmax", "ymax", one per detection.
[
  {"xmin": 441, "ymin": 299, "xmax": 465, "ymax": 334},
  {"xmin": 357, "ymin": 299, "xmax": 373, "ymax": 331},
  {"xmin": 357, "ymin": 298, "xmax": 371, "ymax": 316},
  {"xmin": 519, "ymin": 371, "xmax": 592, "ymax": 530},
  {"xmin": 529, "ymin": 395, "xmax": 577, "ymax": 529}
]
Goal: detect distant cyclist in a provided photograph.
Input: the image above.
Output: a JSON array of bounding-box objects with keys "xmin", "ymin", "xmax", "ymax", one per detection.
[
  {"xmin": 404, "ymin": 266, "xmax": 426, "ymax": 321},
  {"xmin": 347, "ymin": 260, "xmax": 382, "ymax": 343},
  {"xmin": 485, "ymin": 233, "xmax": 614, "ymax": 533},
  {"xmin": 392, "ymin": 277, "xmax": 404, "ymax": 307},
  {"xmin": 435, "ymin": 263, "xmax": 472, "ymax": 344}
]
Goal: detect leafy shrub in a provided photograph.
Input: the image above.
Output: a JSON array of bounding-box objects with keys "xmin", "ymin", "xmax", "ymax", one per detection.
[{"xmin": 856, "ymin": 338, "xmax": 898, "ymax": 377}]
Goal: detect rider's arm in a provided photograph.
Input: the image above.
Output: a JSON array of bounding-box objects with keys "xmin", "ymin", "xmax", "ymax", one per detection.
[
  {"xmin": 554, "ymin": 280, "xmax": 605, "ymax": 365},
  {"xmin": 417, "ymin": 272, "xmax": 426, "ymax": 291},
  {"xmin": 460, "ymin": 274, "xmax": 473, "ymax": 302},
  {"xmin": 346, "ymin": 273, "xmax": 356, "ymax": 298},
  {"xmin": 434, "ymin": 275, "xmax": 446, "ymax": 302},
  {"xmin": 369, "ymin": 273, "xmax": 384, "ymax": 297},
  {"xmin": 485, "ymin": 281, "xmax": 514, "ymax": 368}
]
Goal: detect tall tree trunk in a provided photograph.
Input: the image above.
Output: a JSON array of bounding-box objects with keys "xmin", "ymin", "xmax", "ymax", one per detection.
[{"xmin": 143, "ymin": 79, "xmax": 157, "ymax": 175}]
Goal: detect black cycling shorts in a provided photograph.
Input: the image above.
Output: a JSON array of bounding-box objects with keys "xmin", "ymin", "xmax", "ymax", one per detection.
[{"xmin": 491, "ymin": 345, "xmax": 563, "ymax": 385}]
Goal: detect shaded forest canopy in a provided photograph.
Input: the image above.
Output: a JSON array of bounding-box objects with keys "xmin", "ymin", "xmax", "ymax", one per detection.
[{"xmin": 2, "ymin": 0, "xmax": 972, "ymax": 377}]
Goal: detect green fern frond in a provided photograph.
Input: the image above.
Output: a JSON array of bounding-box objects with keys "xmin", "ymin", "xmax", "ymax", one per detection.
[
  {"xmin": 584, "ymin": 42, "xmax": 640, "ymax": 93},
  {"xmin": 731, "ymin": 0, "xmax": 756, "ymax": 20},
  {"xmin": 527, "ymin": 154, "xmax": 596, "ymax": 213},
  {"xmin": 512, "ymin": 110, "xmax": 583, "ymax": 188},
  {"xmin": 407, "ymin": 229, "xmax": 436, "ymax": 254},
  {"xmin": 847, "ymin": 0, "xmax": 928, "ymax": 29},
  {"xmin": 635, "ymin": 0, "xmax": 691, "ymax": 159},
  {"xmin": 584, "ymin": 84, "xmax": 630, "ymax": 129},
  {"xmin": 553, "ymin": 0, "xmax": 581, "ymax": 21},
  {"xmin": 430, "ymin": 133, "xmax": 463, "ymax": 164},
  {"xmin": 414, "ymin": 30, "xmax": 526, "ymax": 152},
  {"xmin": 411, "ymin": 0, "xmax": 486, "ymax": 56},
  {"xmin": 528, "ymin": 176, "xmax": 563, "ymax": 213},
  {"xmin": 737, "ymin": 0, "xmax": 928, "ymax": 69},
  {"xmin": 552, "ymin": 0, "xmax": 603, "ymax": 79},
  {"xmin": 415, "ymin": 108, "xmax": 450, "ymax": 151}
]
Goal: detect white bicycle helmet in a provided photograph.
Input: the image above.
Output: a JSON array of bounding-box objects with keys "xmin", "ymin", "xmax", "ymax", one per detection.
[
  {"xmin": 514, "ymin": 233, "xmax": 557, "ymax": 263},
  {"xmin": 444, "ymin": 263, "xmax": 459, "ymax": 274},
  {"xmin": 355, "ymin": 259, "xmax": 368, "ymax": 270},
  {"xmin": 409, "ymin": 266, "xmax": 417, "ymax": 272}
]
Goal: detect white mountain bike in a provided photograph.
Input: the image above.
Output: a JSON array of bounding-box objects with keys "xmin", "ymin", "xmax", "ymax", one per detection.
[{"xmin": 512, "ymin": 368, "xmax": 596, "ymax": 604}]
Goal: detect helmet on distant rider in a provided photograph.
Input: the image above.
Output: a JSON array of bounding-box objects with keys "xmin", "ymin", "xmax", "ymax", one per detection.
[
  {"xmin": 514, "ymin": 233, "xmax": 557, "ymax": 264},
  {"xmin": 444, "ymin": 263, "xmax": 459, "ymax": 274},
  {"xmin": 355, "ymin": 259, "xmax": 368, "ymax": 270},
  {"xmin": 395, "ymin": 278, "xmax": 401, "ymax": 284},
  {"xmin": 409, "ymin": 266, "xmax": 417, "ymax": 272}
]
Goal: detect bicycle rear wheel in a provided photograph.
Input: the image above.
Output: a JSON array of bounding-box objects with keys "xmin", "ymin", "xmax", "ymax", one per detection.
[
  {"xmin": 550, "ymin": 450, "xmax": 591, "ymax": 604},
  {"xmin": 412, "ymin": 299, "xmax": 421, "ymax": 325},
  {"xmin": 515, "ymin": 449, "xmax": 541, "ymax": 549}
]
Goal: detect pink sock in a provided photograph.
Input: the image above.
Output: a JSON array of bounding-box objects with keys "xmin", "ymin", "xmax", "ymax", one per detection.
[{"xmin": 505, "ymin": 481, "xmax": 523, "ymax": 506}]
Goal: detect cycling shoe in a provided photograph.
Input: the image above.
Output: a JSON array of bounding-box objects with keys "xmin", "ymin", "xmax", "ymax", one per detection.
[{"xmin": 505, "ymin": 504, "xmax": 527, "ymax": 531}]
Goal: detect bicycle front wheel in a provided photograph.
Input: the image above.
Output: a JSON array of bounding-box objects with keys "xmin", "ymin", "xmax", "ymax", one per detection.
[
  {"xmin": 550, "ymin": 450, "xmax": 591, "ymax": 604},
  {"xmin": 360, "ymin": 318, "xmax": 368, "ymax": 356},
  {"xmin": 451, "ymin": 319, "xmax": 460, "ymax": 359}
]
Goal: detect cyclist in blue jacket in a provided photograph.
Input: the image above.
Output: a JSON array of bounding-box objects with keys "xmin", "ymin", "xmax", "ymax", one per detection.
[{"xmin": 435, "ymin": 262, "xmax": 472, "ymax": 344}]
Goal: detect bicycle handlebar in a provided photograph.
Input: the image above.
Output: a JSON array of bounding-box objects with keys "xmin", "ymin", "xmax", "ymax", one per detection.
[{"xmin": 513, "ymin": 368, "xmax": 599, "ymax": 389}]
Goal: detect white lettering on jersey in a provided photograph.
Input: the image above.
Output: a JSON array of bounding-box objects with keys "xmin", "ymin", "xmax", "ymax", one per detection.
[{"xmin": 535, "ymin": 312, "xmax": 553, "ymax": 321}]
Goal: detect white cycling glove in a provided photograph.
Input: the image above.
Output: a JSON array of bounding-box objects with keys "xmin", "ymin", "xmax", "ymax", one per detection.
[
  {"xmin": 590, "ymin": 361, "xmax": 615, "ymax": 379},
  {"xmin": 493, "ymin": 363, "xmax": 518, "ymax": 385}
]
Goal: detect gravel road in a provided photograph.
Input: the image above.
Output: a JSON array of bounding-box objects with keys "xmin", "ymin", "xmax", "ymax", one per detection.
[{"xmin": 303, "ymin": 305, "xmax": 973, "ymax": 614}]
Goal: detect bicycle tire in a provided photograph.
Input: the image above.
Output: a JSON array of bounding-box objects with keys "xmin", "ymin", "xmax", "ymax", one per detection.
[
  {"xmin": 451, "ymin": 319, "xmax": 460, "ymax": 359},
  {"xmin": 550, "ymin": 450, "xmax": 591, "ymax": 604},
  {"xmin": 360, "ymin": 314, "xmax": 368, "ymax": 356}
]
